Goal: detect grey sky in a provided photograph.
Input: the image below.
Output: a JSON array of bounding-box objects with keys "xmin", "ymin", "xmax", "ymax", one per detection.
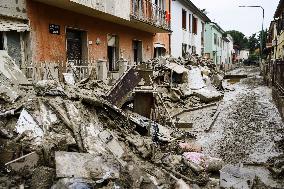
[{"xmin": 190, "ymin": 0, "xmax": 279, "ymax": 37}]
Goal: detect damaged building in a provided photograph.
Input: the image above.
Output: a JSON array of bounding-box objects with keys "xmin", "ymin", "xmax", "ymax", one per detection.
[{"xmin": 0, "ymin": 0, "xmax": 30, "ymax": 67}]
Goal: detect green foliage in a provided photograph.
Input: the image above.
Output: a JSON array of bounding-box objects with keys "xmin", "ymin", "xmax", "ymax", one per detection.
[{"xmin": 226, "ymin": 30, "xmax": 249, "ymax": 49}]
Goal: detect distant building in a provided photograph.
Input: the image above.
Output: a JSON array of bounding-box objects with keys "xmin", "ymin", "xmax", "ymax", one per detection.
[
  {"xmin": 204, "ymin": 22, "xmax": 234, "ymax": 68},
  {"xmin": 171, "ymin": 0, "xmax": 210, "ymax": 57},
  {"xmin": 240, "ymin": 50, "xmax": 250, "ymax": 61}
]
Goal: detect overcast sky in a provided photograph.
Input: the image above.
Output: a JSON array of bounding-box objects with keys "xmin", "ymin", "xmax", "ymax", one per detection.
[{"xmin": 190, "ymin": 0, "xmax": 279, "ymax": 37}]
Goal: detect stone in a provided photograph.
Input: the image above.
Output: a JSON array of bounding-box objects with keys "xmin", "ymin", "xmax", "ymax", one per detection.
[
  {"xmin": 55, "ymin": 151, "xmax": 120, "ymax": 180},
  {"xmin": 192, "ymin": 88, "xmax": 223, "ymax": 103}
]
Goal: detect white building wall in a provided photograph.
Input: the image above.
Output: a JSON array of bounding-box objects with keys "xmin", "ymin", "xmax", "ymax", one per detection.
[
  {"xmin": 171, "ymin": 0, "xmax": 205, "ymax": 57},
  {"xmin": 240, "ymin": 50, "xmax": 250, "ymax": 60}
]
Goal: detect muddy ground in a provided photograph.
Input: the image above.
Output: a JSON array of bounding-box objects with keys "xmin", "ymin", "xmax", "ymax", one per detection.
[{"xmin": 192, "ymin": 66, "xmax": 284, "ymax": 187}]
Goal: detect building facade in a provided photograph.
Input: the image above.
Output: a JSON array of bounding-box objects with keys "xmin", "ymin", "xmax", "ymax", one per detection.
[
  {"xmin": 171, "ymin": 0, "xmax": 210, "ymax": 58},
  {"xmin": 24, "ymin": 0, "xmax": 171, "ymax": 72},
  {"xmin": 0, "ymin": 0, "xmax": 30, "ymax": 67}
]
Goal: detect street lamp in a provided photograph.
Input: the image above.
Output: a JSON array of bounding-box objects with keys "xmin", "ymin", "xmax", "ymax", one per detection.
[{"xmin": 239, "ymin": 5, "xmax": 265, "ymax": 62}]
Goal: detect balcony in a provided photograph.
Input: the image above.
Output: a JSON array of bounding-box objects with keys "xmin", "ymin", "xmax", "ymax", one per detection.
[{"xmin": 130, "ymin": 0, "xmax": 171, "ymax": 33}]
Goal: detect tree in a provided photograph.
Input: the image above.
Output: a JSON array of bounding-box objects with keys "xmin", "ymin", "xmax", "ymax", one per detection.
[
  {"xmin": 247, "ymin": 33, "xmax": 259, "ymax": 52},
  {"xmin": 226, "ymin": 30, "xmax": 249, "ymax": 50}
]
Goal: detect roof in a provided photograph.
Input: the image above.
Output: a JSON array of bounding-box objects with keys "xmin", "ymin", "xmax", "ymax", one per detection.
[
  {"xmin": 179, "ymin": 0, "xmax": 211, "ymax": 22},
  {"xmin": 207, "ymin": 22, "xmax": 225, "ymax": 34},
  {"xmin": 274, "ymin": 0, "xmax": 284, "ymax": 18}
]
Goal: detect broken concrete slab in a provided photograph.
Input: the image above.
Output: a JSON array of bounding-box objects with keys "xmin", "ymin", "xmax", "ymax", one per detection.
[
  {"xmin": 16, "ymin": 109, "xmax": 44, "ymax": 145},
  {"xmin": 187, "ymin": 67, "xmax": 206, "ymax": 90},
  {"xmin": 0, "ymin": 50, "xmax": 29, "ymax": 85},
  {"xmin": 55, "ymin": 151, "xmax": 120, "ymax": 180},
  {"xmin": 192, "ymin": 88, "xmax": 223, "ymax": 103},
  {"xmin": 0, "ymin": 85, "xmax": 20, "ymax": 103},
  {"xmin": 35, "ymin": 80, "xmax": 65, "ymax": 96}
]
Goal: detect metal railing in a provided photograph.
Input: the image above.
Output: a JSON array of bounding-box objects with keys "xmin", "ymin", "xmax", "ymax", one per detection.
[
  {"xmin": 131, "ymin": 0, "xmax": 170, "ymax": 30},
  {"xmin": 22, "ymin": 60, "xmax": 97, "ymax": 83},
  {"xmin": 274, "ymin": 60, "xmax": 284, "ymax": 94}
]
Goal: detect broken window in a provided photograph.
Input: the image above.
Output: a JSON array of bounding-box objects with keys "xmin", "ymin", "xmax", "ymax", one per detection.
[
  {"xmin": 182, "ymin": 9, "xmax": 187, "ymax": 30},
  {"xmin": 182, "ymin": 43, "xmax": 187, "ymax": 57},
  {"xmin": 193, "ymin": 17, "xmax": 198, "ymax": 34},
  {"xmin": 133, "ymin": 40, "xmax": 142, "ymax": 63},
  {"xmin": 214, "ymin": 33, "xmax": 217, "ymax": 45},
  {"xmin": 107, "ymin": 35, "xmax": 119, "ymax": 71},
  {"xmin": 154, "ymin": 46, "xmax": 166, "ymax": 58}
]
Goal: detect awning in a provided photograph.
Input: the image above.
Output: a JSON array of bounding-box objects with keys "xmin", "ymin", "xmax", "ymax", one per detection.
[
  {"xmin": 154, "ymin": 43, "xmax": 165, "ymax": 48},
  {"xmin": 165, "ymin": 62, "xmax": 188, "ymax": 74},
  {"xmin": 0, "ymin": 17, "xmax": 30, "ymax": 32}
]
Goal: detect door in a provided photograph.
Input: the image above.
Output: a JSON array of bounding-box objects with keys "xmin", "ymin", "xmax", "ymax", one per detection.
[
  {"xmin": 66, "ymin": 29, "xmax": 82, "ymax": 64},
  {"xmin": 107, "ymin": 35, "xmax": 119, "ymax": 71},
  {"xmin": 133, "ymin": 40, "xmax": 142, "ymax": 64}
]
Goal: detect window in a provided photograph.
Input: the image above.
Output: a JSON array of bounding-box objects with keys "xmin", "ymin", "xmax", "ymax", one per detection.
[
  {"xmin": 188, "ymin": 14, "xmax": 192, "ymax": 32},
  {"xmin": 192, "ymin": 46, "xmax": 196, "ymax": 55},
  {"xmin": 155, "ymin": 0, "xmax": 165, "ymax": 10},
  {"xmin": 214, "ymin": 33, "xmax": 217, "ymax": 45},
  {"xmin": 201, "ymin": 22, "xmax": 205, "ymax": 46},
  {"xmin": 182, "ymin": 43, "xmax": 187, "ymax": 57},
  {"xmin": 182, "ymin": 9, "xmax": 187, "ymax": 30},
  {"xmin": 192, "ymin": 17, "xmax": 198, "ymax": 34}
]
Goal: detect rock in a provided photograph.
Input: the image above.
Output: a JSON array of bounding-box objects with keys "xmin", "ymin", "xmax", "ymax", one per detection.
[
  {"xmin": 192, "ymin": 88, "xmax": 223, "ymax": 103},
  {"xmin": 55, "ymin": 151, "xmax": 120, "ymax": 180},
  {"xmin": 205, "ymin": 157, "xmax": 224, "ymax": 172}
]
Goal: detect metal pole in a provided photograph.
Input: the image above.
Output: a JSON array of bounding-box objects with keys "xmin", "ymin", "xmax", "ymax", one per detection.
[{"xmin": 239, "ymin": 6, "xmax": 265, "ymax": 63}]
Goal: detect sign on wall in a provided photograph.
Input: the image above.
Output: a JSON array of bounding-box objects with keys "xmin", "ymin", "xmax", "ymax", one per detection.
[{"xmin": 49, "ymin": 24, "xmax": 60, "ymax": 35}]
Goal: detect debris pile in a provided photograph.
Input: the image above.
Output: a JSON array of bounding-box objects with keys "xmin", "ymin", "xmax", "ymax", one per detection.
[{"xmin": 0, "ymin": 55, "xmax": 229, "ymax": 188}]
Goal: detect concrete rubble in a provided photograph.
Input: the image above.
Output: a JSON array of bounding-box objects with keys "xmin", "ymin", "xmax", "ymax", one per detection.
[{"xmin": 1, "ymin": 55, "xmax": 282, "ymax": 188}]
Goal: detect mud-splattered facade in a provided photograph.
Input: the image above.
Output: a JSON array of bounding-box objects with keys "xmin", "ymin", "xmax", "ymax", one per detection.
[
  {"xmin": 26, "ymin": 0, "xmax": 171, "ymax": 70},
  {"xmin": 0, "ymin": 0, "xmax": 30, "ymax": 67}
]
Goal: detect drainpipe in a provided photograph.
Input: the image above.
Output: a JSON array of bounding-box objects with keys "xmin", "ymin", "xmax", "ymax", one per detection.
[{"xmin": 169, "ymin": 0, "xmax": 172, "ymax": 55}]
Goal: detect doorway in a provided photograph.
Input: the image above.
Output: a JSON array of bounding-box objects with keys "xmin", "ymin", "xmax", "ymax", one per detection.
[
  {"xmin": 133, "ymin": 40, "xmax": 142, "ymax": 64},
  {"xmin": 66, "ymin": 28, "xmax": 87, "ymax": 64},
  {"xmin": 107, "ymin": 35, "xmax": 119, "ymax": 71}
]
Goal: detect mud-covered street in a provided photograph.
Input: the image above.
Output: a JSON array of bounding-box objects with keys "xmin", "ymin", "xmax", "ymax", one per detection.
[{"xmin": 196, "ymin": 67, "xmax": 284, "ymax": 188}]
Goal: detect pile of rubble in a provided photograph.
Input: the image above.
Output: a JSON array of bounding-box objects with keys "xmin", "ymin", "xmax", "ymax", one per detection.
[{"xmin": 0, "ymin": 54, "xmax": 230, "ymax": 188}]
